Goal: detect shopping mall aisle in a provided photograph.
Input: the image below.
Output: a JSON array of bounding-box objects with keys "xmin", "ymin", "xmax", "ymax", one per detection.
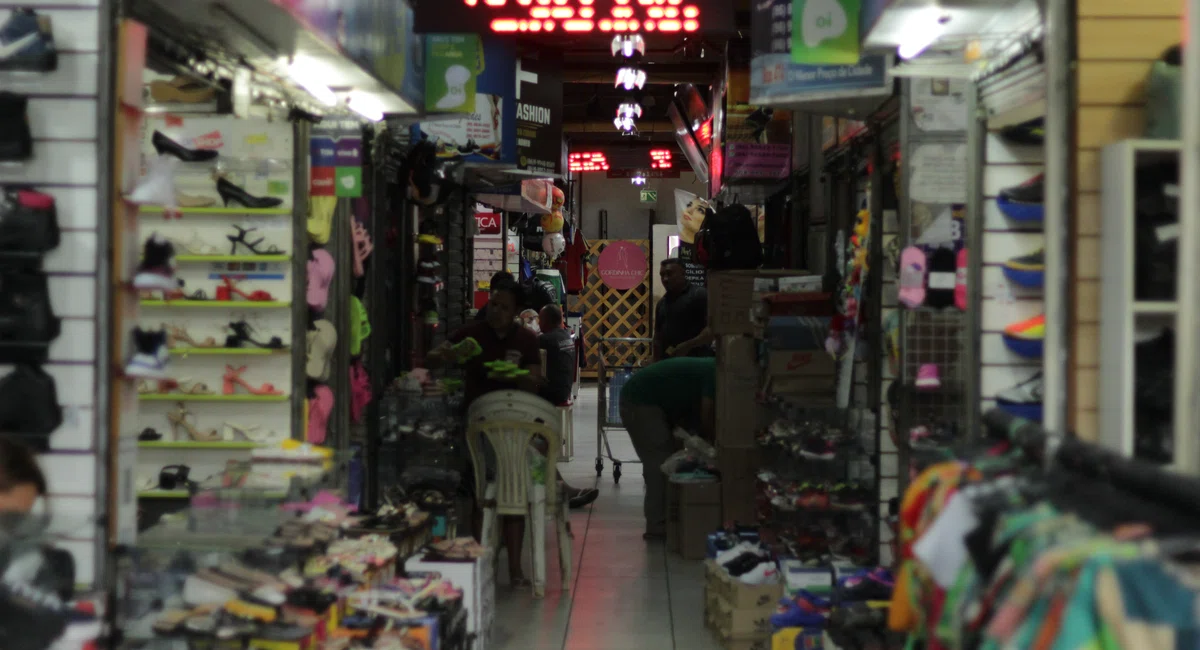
[{"xmin": 491, "ymin": 385, "xmax": 724, "ymax": 650}]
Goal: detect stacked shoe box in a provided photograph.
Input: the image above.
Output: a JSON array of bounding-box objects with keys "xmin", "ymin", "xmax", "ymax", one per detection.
[
  {"xmin": 665, "ymin": 477, "xmax": 721, "ymax": 559},
  {"xmin": 704, "ymin": 559, "xmax": 782, "ymax": 650},
  {"xmin": 405, "ymin": 549, "xmax": 495, "ymax": 650},
  {"xmin": 716, "ymin": 335, "xmax": 768, "ymax": 524}
]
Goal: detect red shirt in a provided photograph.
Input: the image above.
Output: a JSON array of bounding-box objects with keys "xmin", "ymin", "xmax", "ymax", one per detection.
[{"xmin": 449, "ymin": 321, "xmax": 541, "ymax": 406}]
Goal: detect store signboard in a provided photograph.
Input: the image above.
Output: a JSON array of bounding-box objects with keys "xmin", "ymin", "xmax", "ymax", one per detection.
[
  {"xmin": 413, "ymin": 0, "xmax": 736, "ymax": 35},
  {"xmin": 606, "ymin": 169, "xmax": 680, "ymax": 179},
  {"xmin": 515, "ymin": 57, "xmax": 563, "ymax": 175},
  {"xmin": 412, "ymin": 37, "xmax": 518, "ymax": 165},
  {"xmin": 597, "ymin": 241, "xmax": 648, "ymax": 291},
  {"xmin": 274, "ymin": 0, "xmax": 424, "ymax": 107},
  {"xmin": 750, "ymin": 0, "xmax": 890, "ymax": 105},
  {"xmin": 311, "ymin": 120, "xmax": 363, "ymax": 198},
  {"xmin": 475, "ymin": 212, "xmax": 502, "ymax": 235},
  {"xmin": 425, "ymin": 34, "xmax": 481, "ymax": 114},
  {"xmin": 724, "ymin": 142, "xmax": 791, "ymax": 181}
]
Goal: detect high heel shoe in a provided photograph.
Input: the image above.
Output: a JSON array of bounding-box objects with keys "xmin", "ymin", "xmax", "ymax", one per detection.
[
  {"xmin": 215, "ymin": 276, "xmax": 275, "ymax": 302},
  {"xmin": 225, "ymin": 320, "xmax": 284, "ymax": 349},
  {"xmin": 152, "ymin": 131, "xmax": 219, "ymax": 162},
  {"xmin": 227, "ymin": 225, "xmax": 285, "ymax": 255},
  {"xmin": 216, "ymin": 178, "xmax": 283, "ymax": 209},
  {"xmin": 167, "ymin": 403, "xmax": 221, "ymax": 441},
  {"xmin": 166, "ymin": 324, "xmax": 218, "ymax": 348},
  {"xmin": 222, "ymin": 365, "xmax": 284, "ymax": 396},
  {"xmin": 224, "ymin": 422, "xmax": 282, "ymax": 445}
]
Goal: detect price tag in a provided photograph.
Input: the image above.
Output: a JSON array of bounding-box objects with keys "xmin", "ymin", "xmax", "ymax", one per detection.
[{"xmin": 927, "ymin": 272, "xmax": 955, "ymax": 290}]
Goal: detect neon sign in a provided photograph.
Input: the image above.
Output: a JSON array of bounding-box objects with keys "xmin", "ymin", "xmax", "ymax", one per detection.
[
  {"xmin": 569, "ymin": 151, "xmax": 610, "ymax": 172},
  {"xmin": 460, "ymin": 0, "xmax": 703, "ymax": 33},
  {"xmin": 649, "ymin": 148, "xmax": 672, "ymax": 169}
]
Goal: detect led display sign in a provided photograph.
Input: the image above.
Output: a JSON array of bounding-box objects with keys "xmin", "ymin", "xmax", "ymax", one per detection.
[
  {"xmin": 415, "ymin": 0, "xmax": 734, "ymax": 35},
  {"xmin": 569, "ymin": 151, "xmax": 610, "ymax": 171}
]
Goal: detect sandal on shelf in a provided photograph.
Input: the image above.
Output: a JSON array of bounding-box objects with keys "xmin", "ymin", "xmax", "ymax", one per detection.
[
  {"xmin": 158, "ymin": 280, "xmax": 208, "ymax": 302},
  {"xmin": 216, "ymin": 276, "xmax": 275, "ymax": 302},
  {"xmin": 177, "ymin": 379, "xmax": 214, "ymax": 395},
  {"xmin": 167, "ymin": 403, "xmax": 221, "ymax": 442},
  {"xmin": 352, "ymin": 220, "xmax": 373, "ymax": 278},
  {"xmin": 138, "ymin": 427, "xmax": 163, "ymax": 441},
  {"xmin": 166, "ymin": 324, "xmax": 218, "ymax": 348},
  {"xmin": 223, "ymin": 422, "xmax": 282, "ymax": 445},
  {"xmin": 138, "ymin": 378, "xmax": 179, "ymax": 394},
  {"xmin": 227, "ymin": 225, "xmax": 285, "ymax": 255},
  {"xmin": 167, "ymin": 233, "xmax": 221, "ymax": 256},
  {"xmin": 222, "ymin": 365, "xmax": 284, "ymax": 396},
  {"xmin": 225, "ymin": 320, "xmax": 284, "ymax": 349}
]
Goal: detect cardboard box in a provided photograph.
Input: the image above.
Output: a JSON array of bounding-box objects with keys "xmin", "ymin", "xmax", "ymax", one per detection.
[
  {"xmin": 709, "ymin": 270, "xmax": 813, "ymax": 336},
  {"xmin": 405, "ymin": 548, "xmax": 495, "ymax": 650},
  {"xmin": 705, "ymin": 559, "xmax": 784, "ymax": 609},
  {"xmin": 716, "ymin": 369, "xmax": 769, "ymax": 449},
  {"xmin": 717, "ymin": 446, "xmax": 762, "ymax": 524},
  {"xmin": 718, "ymin": 335, "xmax": 760, "ymax": 375},
  {"xmin": 707, "ymin": 591, "xmax": 774, "ymax": 640},
  {"xmin": 763, "ymin": 350, "xmax": 837, "ymax": 378},
  {"xmin": 667, "ymin": 479, "xmax": 722, "ymax": 560}
]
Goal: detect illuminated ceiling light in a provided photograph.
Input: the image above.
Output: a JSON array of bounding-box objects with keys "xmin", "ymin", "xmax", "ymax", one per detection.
[
  {"xmin": 898, "ymin": 11, "xmax": 950, "ymax": 59},
  {"xmin": 347, "ymin": 92, "xmax": 385, "ymax": 121},
  {"xmin": 614, "ymin": 115, "xmax": 637, "ymax": 133},
  {"xmin": 611, "ymin": 34, "xmax": 646, "ymax": 58},
  {"xmin": 285, "ymin": 56, "xmax": 338, "ymax": 107},
  {"xmin": 616, "ymin": 66, "xmax": 647, "ymax": 90},
  {"xmin": 631, "ymin": 172, "xmax": 647, "ymax": 185},
  {"xmin": 616, "ymin": 102, "xmax": 643, "ymax": 119}
]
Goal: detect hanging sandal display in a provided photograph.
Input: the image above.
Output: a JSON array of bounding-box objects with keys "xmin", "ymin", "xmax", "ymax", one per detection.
[
  {"xmin": 351, "ymin": 219, "xmax": 373, "ymax": 278},
  {"xmin": 222, "ymin": 365, "xmax": 285, "ymax": 396}
]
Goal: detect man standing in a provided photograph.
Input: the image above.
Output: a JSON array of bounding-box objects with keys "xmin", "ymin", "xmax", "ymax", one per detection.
[
  {"xmin": 654, "ymin": 258, "xmax": 712, "ymax": 360},
  {"xmin": 619, "ymin": 357, "xmax": 716, "ymax": 539},
  {"xmin": 538, "ymin": 305, "xmax": 599, "ymax": 509}
]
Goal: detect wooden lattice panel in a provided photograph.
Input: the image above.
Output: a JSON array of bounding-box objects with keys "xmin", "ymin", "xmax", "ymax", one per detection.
[{"xmin": 580, "ymin": 239, "xmax": 652, "ymax": 375}]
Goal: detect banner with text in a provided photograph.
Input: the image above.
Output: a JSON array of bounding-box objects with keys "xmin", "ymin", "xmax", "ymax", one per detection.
[
  {"xmin": 515, "ymin": 57, "xmax": 563, "ymax": 175},
  {"xmin": 311, "ymin": 120, "xmax": 363, "ymax": 198},
  {"xmin": 425, "ymin": 34, "xmax": 481, "ymax": 114}
]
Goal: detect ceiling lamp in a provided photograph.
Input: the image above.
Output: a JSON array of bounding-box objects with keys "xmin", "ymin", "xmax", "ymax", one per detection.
[
  {"xmin": 617, "ymin": 103, "xmax": 643, "ymax": 120},
  {"xmin": 568, "ymin": 151, "xmax": 610, "ymax": 172},
  {"xmin": 285, "ymin": 55, "xmax": 338, "ymax": 107},
  {"xmin": 649, "ymin": 148, "xmax": 673, "ymax": 169},
  {"xmin": 631, "ymin": 172, "xmax": 647, "ymax": 186},
  {"xmin": 611, "ymin": 34, "xmax": 646, "ymax": 58},
  {"xmin": 614, "ymin": 114, "xmax": 638, "ymax": 134},
  {"xmin": 616, "ymin": 66, "xmax": 647, "ymax": 91}
]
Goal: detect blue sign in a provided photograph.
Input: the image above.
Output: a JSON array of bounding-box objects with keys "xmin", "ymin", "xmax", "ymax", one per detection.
[
  {"xmin": 310, "ymin": 137, "xmax": 337, "ymax": 167},
  {"xmin": 412, "ymin": 37, "xmax": 517, "ymax": 166}
]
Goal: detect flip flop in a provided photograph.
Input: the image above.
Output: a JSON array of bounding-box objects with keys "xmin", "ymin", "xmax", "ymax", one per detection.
[
  {"xmin": 898, "ymin": 246, "xmax": 927, "ymax": 308},
  {"xmin": 349, "ymin": 296, "xmax": 371, "ymax": 356},
  {"xmin": 306, "ymin": 320, "xmax": 337, "ymax": 382},
  {"xmin": 307, "ymin": 196, "xmax": 336, "ymax": 245}
]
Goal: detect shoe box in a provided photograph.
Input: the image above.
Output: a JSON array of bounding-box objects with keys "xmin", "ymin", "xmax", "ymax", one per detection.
[
  {"xmin": 760, "ymin": 349, "xmax": 837, "ymax": 403},
  {"xmin": 703, "ymin": 559, "xmax": 783, "ymax": 650},
  {"xmin": 708, "ymin": 270, "xmax": 822, "ymax": 336},
  {"xmin": 404, "ymin": 548, "xmax": 495, "ymax": 650},
  {"xmin": 771, "ymin": 628, "xmax": 824, "ymax": 650},
  {"xmin": 666, "ymin": 478, "xmax": 721, "ymax": 560},
  {"xmin": 717, "ymin": 446, "xmax": 762, "ymax": 524}
]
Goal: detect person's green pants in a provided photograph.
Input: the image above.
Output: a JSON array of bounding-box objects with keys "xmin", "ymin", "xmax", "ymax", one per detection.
[{"xmin": 620, "ymin": 401, "xmax": 675, "ymax": 535}]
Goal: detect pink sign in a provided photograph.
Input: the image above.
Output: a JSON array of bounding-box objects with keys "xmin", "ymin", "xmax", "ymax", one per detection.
[{"xmin": 597, "ymin": 241, "xmax": 648, "ymax": 290}]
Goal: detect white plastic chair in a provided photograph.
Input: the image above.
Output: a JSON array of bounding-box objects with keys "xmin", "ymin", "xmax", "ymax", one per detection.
[{"xmin": 466, "ymin": 390, "xmax": 571, "ymax": 598}]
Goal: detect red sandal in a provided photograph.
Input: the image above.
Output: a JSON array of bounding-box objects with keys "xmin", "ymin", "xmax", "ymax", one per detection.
[
  {"xmin": 222, "ymin": 365, "xmax": 284, "ymax": 396},
  {"xmin": 216, "ymin": 276, "xmax": 274, "ymax": 302}
]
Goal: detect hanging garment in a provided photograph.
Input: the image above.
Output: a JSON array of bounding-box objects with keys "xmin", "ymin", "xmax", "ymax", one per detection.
[{"xmin": 564, "ymin": 228, "xmax": 586, "ymax": 293}]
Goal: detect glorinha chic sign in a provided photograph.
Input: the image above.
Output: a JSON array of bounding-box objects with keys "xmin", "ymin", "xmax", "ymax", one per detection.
[{"xmin": 310, "ymin": 121, "xmax": 363, "ymax": 198}]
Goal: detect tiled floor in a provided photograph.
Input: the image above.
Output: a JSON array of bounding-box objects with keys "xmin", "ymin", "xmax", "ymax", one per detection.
[{"xmin": 491, "ymin": 386, "xmax": 725, "ymax": 650}]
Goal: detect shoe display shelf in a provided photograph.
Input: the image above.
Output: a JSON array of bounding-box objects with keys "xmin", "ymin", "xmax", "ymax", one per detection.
[
  {"xmin": 1097, "ymin": 139, "xmax": 1180, "ymax": 465},
  {"xmin": 133, "ymin": 115, "xmax": 300, "ymax": 508}
]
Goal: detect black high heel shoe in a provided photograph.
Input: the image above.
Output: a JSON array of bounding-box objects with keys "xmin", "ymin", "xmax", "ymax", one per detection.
[
  {"xmin": 216, "ymin": 178, "xmax": 284, "ymax": 209},
  {"xmin": 225, "ymin": 320, "xmax": 284, "ymax": 349},
  {"xmin": 227, "ymin": 225, "xmax": 286, "ymax": 255},
  {"xmin": 152, "ymin": 131, "xmax": 219, "ymax": 162}
]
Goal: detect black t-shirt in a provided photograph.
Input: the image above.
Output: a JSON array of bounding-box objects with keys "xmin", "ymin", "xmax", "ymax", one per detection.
[
  {"xmin": 538, "ymin": 328, "xmax": 575, "ymax": 404},
  {"xmin": 655, "ymin": 284, "xmax": 710, "ymax": 356},
  {"xmin": 449, "ymin": 321, "xmax": 541, "ymax": 406}
]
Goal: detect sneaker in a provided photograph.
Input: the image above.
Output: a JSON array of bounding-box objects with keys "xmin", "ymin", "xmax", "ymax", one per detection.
[
  {"xmin": 997, "ymin": 174, "xmax": 1044, "ymax": 223},
  {"xmin": 995, "ymin": 372, "xmax": 1044, "ymax": 421},
  {"xmin": 128, "ymin": 155, "xmax": 180, "ymax": 207},
  {"xmin": 998, "ymin": 118, "xmax": 1044, "ymax": 145},
  {"xmin": 830, "ymin": 482, "xmax": 870, "ymax": 510},
  {"xmin": 1002, "ymin": 314, "xmax": 1045, "ymax": 358},
  {"xmin": 837, "ymin": 568, "xmax": 894, "ymax": 601},
  {"xmin": 738, "ymin": 559, "xmax": 779, "ymax": 584},
  {"xmin": 0, "ymin": 92, "xmax": 31, "ymax": 162},
  {"xmin": 797, "ymin": 435, "xmax": 835, "ymax": 460},
  {"xmin": 133, "ymin": 233, "xmax": 177, "ymax": 291},
  {"xmin": 0, "ymin": 365, "xmax": 62, "ymax": 450},
  {"xmin": 914, "ymin": 363, "xmax": 941, "ymax": 390},
  {"xmin": 770, "ymin": 591, "xmax": 831, "ymax": 628},
  {"xmin": 723, "ymin": 552, "xmax": 768, "ymax": 578},
  {"xmin": 124, "ymin": 328, "xmax": 169, "ymax": 379},
  {"xmin": 716, "ymin": 542, "xmax": 764, "ymax": 567},
  {"xmin": 0, "ymin": 188, "xmax": 58, "ymax": 254},
  {"xmin": 0, "ymin": 9, "xmax": 57, "ymax": 72},
  {"xmin": 1003, "ymin": 248, "xmax": 1045, "ymax": 288},
  {"xmin": 0, "ymin": 270, "xmax": 60, "ymax": 359},
  {"xmin": 795, "ymin": 488, "xmax": 830, "ymax": 511}
]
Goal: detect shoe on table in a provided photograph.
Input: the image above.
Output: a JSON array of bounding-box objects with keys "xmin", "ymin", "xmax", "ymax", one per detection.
[
  {"xmin": 995, "ymin": 372, "xmax": 1044, "ymax": 421},
  {"xmin": 1002, "ymin": 249, "xmax": 1045, "ymax": 288}
]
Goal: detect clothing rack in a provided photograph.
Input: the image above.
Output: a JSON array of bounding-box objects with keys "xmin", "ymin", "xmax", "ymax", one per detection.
[{"xmin": 983, "ymin": 409, "xmax": 1200, "ymax": 521}]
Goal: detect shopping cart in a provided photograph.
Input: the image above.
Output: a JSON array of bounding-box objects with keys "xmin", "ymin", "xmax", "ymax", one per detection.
[{"xmin": 595, "ymin": 337, "xmax": 652, "ymax": 483}]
